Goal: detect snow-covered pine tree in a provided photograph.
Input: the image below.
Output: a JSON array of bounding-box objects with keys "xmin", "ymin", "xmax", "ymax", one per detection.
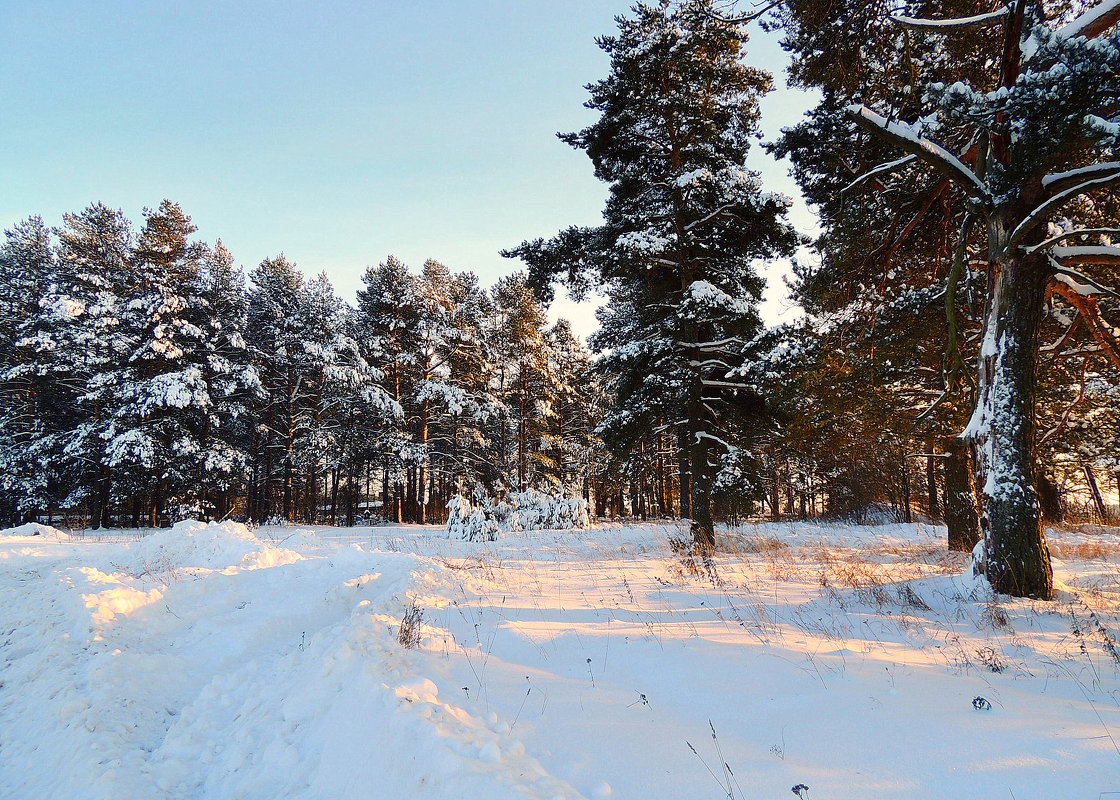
[
  {"xmin": 769, "ymin": 0, "xmax": 1120, "ymax": 598},
  {"xmin": 506, "ymin": 0, "xmax": 798, "ymax": 548},
  {"xmin": 440, "ymin": 269, "xmax": 504, "ymax": 499},
  {"xmin": 298, "ymin": 271, "xmax": 398, "ymax": 525},
  {"xmin": 299, "ymin": 272, "xmax": 347, "ymax": 523},
  {"xmin": 490, "ymin": 273, "xmax": 552, "ymax": 492},
  {"xmin": 195, "ymin": 240, "xmax": 262, "ymax": 518},
  {"xmin": 542, "ymin": 319, "xmax": 597, "ymax": 494},
  {"xmin": 246, "ymin": 254, "xmax": 311, "ymax": 522},
  {"xmin": 409, "ymin": 259, "xmax": 460, "ymax": 523},
  {"xmin": 101, "ymin": 200, "xmax": 215, "ymax": 525},
  {"xmin": 0, "ymin": 217, "xmax": 57, "ymax": 523},
  {"xmin": 355, "ymin": 255, "xmax": 422, "ymax": 522},
  {"xmin": 50, "ymin": 204, "xmax": 136, "ymax": 527}
]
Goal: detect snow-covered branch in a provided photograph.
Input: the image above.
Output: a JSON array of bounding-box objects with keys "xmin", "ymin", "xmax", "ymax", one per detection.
[
  {"xmin": 889, "ymin": 6, "xmax": 1010, "ymax": 31},
  {"xmin": 689, "ymin": 358, "xmax": 734, "ymax": 369},
  {"xmin": 1050, "ymin": 245, "xmax": 1120, "ymax": 267},
  {"xmin": 840, "ymin": 155, "xmax": 917, "ymax": 195},
  {"xmin": 1027, "ymin": 227, "xmax": 1120, "ymax": 253},
  {"xmin": 700, "ymin": 378, "xmax": 751, "ymax": 389},
  {"xmin": 677, "ymin": 336, "xmax": 741, "ymax": 350},
  {"xmin": 694, "ymin": 431, "xmax": 735, "ymax": 450},
  {"xmin": 1055, "ymin": 0, "xmax": 1120, "ymax": 43},
  {"xmin": 1049, "ymin": 277, "xmax": 1120, "ymax": 367},
  {"xmin": 846, "ymin": 106, "xmax": 990, "ymax": 200},
  {"xmin": 1023, "ymin": 0, "xmax": 1120, "ymax": 61},
  {"xmin": 1009, "ymin": 170, "xmax": 1120, "ymax": 247},
  {"xmin": 1049, "ymin": 261, "xmax": 1120, "ymax": 299},
  {"xmin": 1041, "ymin": 162, "xmax": 1120, "ymax": 196}
]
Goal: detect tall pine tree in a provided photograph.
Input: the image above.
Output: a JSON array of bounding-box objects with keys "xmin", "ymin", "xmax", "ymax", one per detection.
[{"xmin": 507, "ymin": 0, "xmax": 798, "ymax": 548}]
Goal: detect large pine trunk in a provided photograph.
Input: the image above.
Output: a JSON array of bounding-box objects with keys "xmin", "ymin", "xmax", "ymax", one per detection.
[
  {"xmin": 966, "ymin": 244, "xmax": 1053, "ymax": 598},
  {"xmin": 419, "ymin": 402, "xmax": 429, "ymax": 524}
]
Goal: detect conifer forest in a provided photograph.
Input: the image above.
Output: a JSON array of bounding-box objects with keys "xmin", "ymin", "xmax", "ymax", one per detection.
[
  {"xmin": 3, "ymin": 1, "xmax": 1120, "ymax": 603},
  {"xmin": 5, "ymin": 2, "xmax": 1120, "ymax": 798}
]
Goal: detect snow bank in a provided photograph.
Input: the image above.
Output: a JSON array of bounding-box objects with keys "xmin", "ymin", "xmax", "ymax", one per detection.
[
  {"xmin": 126, "ymin": 519, "xmax": 302, "ymax": 572},
  {"xmin": 0, "ymin": 521, "xmax": 70, "ymax": 540},
  {"xmin": 0, "ymin": 523, "xmax": 584, "ymax": 799}
]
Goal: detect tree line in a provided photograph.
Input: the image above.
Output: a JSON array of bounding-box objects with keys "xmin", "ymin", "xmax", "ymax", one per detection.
[{"xmin": 0, "ymin": 203, "xmax": 613, "ymax": 527}]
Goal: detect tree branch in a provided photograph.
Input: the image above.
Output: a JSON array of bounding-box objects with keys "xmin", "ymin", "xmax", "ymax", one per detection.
[
  {"xmin": 1051, "ymin": 245, "xmax": 1120, "ymax": 267},
  {"xmin": 840, "ymin": 155, "xmax": 917, "ymax": 194},
  {"xmin": 700, "ymin": 0, "xmax": 781, "ymax": 25},
  {"xmin": 1056, "ymin": 0, "xmax": 1120, "ymax": 42},
  {"xmin": 1049, "ymin": 279, "xmax": 1120, "ymax": 368},
  {"xmin": 1041, "ymin": 161, "xmax": 1120, "ymax": 195},
  {"xmin": 890, "ymin": 6, "xmax": 1011, "ymax": 31},
  {"xmin": 1027, "ymin": 226, "xmax": 1120, "ymax": 252},
  {"xmin": 1009, "ymin": 170, "xmax": 1120, "ymax": 248},
  {"xmin": 846, "ymin": 105, "xmax": 991, "ymax": 200}
]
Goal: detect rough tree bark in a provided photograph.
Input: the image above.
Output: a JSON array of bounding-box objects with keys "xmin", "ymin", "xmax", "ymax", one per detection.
[{"xmin": 966, "ymin": 240, "xmax": 1053, "ymax": 598}]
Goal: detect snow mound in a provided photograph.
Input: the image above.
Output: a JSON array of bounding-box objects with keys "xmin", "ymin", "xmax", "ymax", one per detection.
[
  {"xmin": 126, "ymin": 519, "xmax": 303, "ymax": 572},
  {"xmin": 0, "ymin": 522, "xmax": 70, "ymax": 540}
]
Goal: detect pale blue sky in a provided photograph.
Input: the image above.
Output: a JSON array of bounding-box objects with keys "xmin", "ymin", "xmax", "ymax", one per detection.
[{"xmin": 0, "ymin": 1, "xmax": 817, "ymax": 336}]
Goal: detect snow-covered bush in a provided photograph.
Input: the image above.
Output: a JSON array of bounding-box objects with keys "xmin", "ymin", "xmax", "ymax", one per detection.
[
  {"xmin": 446, "ymin": 495, "xmax": 500, "ymax": 543},
  {"xmin": 447, "ymin": 489, "xmax": 590, "ymax": 541}
]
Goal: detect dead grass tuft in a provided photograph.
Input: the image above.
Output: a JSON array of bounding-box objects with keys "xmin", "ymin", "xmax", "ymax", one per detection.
[
  {"xmin": 720, "ymin": 534, "xmax": 789, "ymax": 557},
  {"xmin": 398, "ymin": 602, "xmax": 423, "ymax": 649},
  {"xmin": 1051, "ymin": 541, "xmax": 1120, "ymax": 560}
]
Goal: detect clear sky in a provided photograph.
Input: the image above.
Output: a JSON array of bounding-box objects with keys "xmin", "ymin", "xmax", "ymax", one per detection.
[{"xmin": 0, "ymin": 1, "xmax": 818, "ymax": 338}]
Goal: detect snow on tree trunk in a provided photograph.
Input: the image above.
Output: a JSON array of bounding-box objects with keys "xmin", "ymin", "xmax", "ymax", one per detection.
[{"xmin": 964, "ymin": 242, "xmax": 1053, "ymax": 598}]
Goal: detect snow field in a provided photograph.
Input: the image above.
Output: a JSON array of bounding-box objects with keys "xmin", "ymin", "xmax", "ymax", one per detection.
[{"xmin": 1, "ymin": 519, "xmax": 1119, "ymax": 798}]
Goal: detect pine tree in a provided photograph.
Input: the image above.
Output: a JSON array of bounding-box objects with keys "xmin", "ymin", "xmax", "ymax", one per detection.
[
  {"xmin": 195, "ymin": 240, "xmax": 261, "ymax": 517},
  {"xmin": 490, "ymin": 273, "xmax": 551, "ymax": 492},
  {"xmin": 543, "ymin": 319, "xmax": 596, "ymax": 492},
  {"xmin": 246, "ymin": 255, "xmax": 309, "ymax": 521},
  {"xmin": 355, "ymin": 255, "xmax": 422, "ymax": 522},
  {"xmin": 769, "ymin": 0, "xmax": 1120, "ymax": 597},
  {"xmin": 101, "ymin": 200, "xmax": 214, "ymax": 524},
  {"xmin": 507, "ymin": 0, "xmax": 798, "ymax": 548},
  {"xmin": 440, "ymin": 269, "xmax": 503, "ymax": 498},
  {"xmin": 0, "ymin": 217, "xmax": 57, "ymax": 523},
  {"xmin": 49, "ymin": 204, "xmax": 136, "ymax": 527}
]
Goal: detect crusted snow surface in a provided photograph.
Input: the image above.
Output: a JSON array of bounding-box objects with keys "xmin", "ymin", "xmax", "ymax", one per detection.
[{"xmin": 2, "ymin": 519, "xmax": 1119, "ymax": 799}]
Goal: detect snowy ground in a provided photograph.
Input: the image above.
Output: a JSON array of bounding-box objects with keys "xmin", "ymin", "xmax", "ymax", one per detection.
[{"xmin": 2, "ymin": 519, "xmax": 1119, "ymax": 799}]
